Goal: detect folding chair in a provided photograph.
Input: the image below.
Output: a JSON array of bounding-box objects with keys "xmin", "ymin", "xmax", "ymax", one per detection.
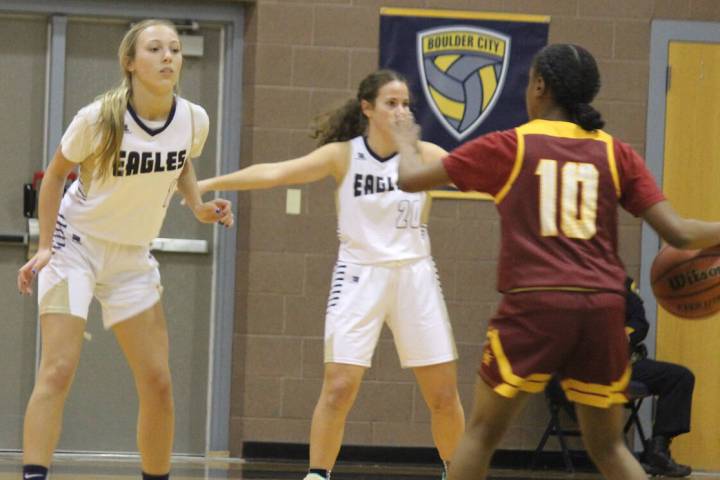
[
  {"xmin": 530, "ymin": 377, "xmax": 581, "ymax": 472},
  {"xmin": 531, "ymin": 378, "xmax": 650, "ymax": 473},
  {"xmin": 623, "ymin": 381, "xmax": 651, "ymax": 454}
]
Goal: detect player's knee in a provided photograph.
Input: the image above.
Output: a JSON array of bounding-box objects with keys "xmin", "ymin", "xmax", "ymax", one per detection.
[
  {"xmin": 321, "ymin": 377, "xmax": 359, "ymax": 411},
  {"xmin": 138, "ymin": 366, "xmax": 173, "ymax": 399},
  {"xmin": 39, "ymin": 358, "xmax": 77, "ymax": 394},
  {"xmin": 583, "ymin": 436, "xmax": 624, "ymax": 464},
  {"xmin": 425, "ymin": 386, "xmax": 459, "ymax": 414},
  {"xmin": 465, "ymin": 417, "xmax": 505, "ymax": 449}
]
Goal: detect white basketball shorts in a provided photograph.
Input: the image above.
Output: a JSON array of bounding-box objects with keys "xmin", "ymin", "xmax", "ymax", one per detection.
[
  {"xmin": 38, "ymin": 217, "xmax": 163, "ymax": 329},
  {"xmin": 324, "ymin": 256, "xmax": 457, "ymax": 368}
]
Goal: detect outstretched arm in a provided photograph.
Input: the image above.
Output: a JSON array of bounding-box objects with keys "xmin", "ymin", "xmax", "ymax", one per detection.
[
  {"xmin": 178, "ymin": 159, "xmax": 234, "ymax": 227},
  {"xmin": 643, "ymin": 201, "xmax": 720, "ymax": 249},
  {"xmin": 198, "ymin": 142, "xmax": 346, "ymax": 194}
]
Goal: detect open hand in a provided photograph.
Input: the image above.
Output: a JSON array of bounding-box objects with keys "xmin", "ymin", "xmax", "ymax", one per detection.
[
  {"xmin": 193, "ymin": 198, "xmax": 234, "ymax": 228},
  {"xmin": 18, "ymin": 248, "xmax": 52, "ymax": 295}
]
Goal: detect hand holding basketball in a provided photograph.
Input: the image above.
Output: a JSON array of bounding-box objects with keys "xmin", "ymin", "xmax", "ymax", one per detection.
[{"xmin": 650, "ymin": 244, "xmax": 720, "ymax": 319}]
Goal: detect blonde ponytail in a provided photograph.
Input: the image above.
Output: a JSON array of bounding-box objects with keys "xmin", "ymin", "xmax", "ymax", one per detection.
[{"xmin": 92, "ymin": 79, "xmax": 130, "ymax": 179}]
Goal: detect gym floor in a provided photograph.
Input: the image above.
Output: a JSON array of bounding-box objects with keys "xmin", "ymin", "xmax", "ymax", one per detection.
[{"xmin": 1, "ymin": 454, "xmax": 718, "ymax": 480}]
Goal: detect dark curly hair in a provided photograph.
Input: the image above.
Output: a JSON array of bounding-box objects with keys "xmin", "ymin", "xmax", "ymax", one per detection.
[
  {"xmin": 532, "ymin": 44, "xmax": 605, "ymax": 131},
  {"xmin": 311, "ymin": 69, "xmax": 407, "ymax": 146}
]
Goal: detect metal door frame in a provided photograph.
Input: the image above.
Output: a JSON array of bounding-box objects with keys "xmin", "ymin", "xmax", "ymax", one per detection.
[
  {"xmin": 643, "ymin": 19, "xmax": 720, "ymax": 361},
  {"xmin": 0, "ymin": 0, "xmax": 244, "ymax": 454},
  {"xmin": 640, "ymin": 18, "xmax": 720, "ymax": 442}
]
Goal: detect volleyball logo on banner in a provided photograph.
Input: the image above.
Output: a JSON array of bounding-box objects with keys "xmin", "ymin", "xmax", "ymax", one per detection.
[{"xmin": 417, "ymin": 26, "xmax": 510, "ymax": 140}]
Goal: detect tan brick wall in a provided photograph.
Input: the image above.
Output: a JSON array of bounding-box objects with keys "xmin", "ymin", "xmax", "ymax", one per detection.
[{"xmin": 230, "ymin": 0, "xmax": 720, "ymax": 455}]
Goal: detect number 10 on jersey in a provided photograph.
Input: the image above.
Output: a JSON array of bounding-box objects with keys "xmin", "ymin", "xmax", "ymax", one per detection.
[{"xmin": 535, "ymin": 159, "xmax": 599, "ymax": 240}]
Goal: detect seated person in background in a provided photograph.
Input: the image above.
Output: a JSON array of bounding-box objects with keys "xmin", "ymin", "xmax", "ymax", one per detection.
[{"xmin": 625, "ymin": 277, "xmax": 694, "ymax": 478}]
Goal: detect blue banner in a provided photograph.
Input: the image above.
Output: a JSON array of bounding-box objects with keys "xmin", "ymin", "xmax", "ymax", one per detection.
[{"xmin": 379, "ymin": 8, "xmax": 549, "ymax": 199}]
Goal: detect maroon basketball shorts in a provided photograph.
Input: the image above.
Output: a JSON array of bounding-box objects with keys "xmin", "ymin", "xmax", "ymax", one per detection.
[{"xmin": 480, "ymin": 291, "xmax": 630, "ymax": 408}]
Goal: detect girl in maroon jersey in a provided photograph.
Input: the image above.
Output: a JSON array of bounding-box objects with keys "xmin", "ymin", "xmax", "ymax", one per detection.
[{"xmin": 391, "ymin": 43, "xmax": 720, "ymax": 480}]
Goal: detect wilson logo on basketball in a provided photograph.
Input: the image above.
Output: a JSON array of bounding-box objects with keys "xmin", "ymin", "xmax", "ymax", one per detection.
[
  {"xmin": 667, "ymin": 266, "xmax": 720, "ymax": 291},
  {"xmin": 417, "ymin": 26, "xmax": 510, "ymax": 140},
  {"xmin": 651, "ymin": 245, "xmax": 720, "ymax": 319}
]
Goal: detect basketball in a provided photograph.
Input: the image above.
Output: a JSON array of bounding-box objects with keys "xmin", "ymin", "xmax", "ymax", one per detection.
[{"xmin": 650, "ymin": 245, "xmax": 720, "ymax": 318}]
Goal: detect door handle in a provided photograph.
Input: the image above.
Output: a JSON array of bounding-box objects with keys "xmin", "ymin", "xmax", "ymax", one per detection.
[
  {"xmin": 150, "ymin": 238, "xmax": 209, "ymax": 253},
  {"xmin": 0, "ymin": 218, "xmax": 38, "ymax": 259}
]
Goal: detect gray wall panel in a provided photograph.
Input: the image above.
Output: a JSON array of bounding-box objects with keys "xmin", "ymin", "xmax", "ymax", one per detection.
[{"xmin": 0, "ymin": 15, "xmax": 47, "ymax": 450}]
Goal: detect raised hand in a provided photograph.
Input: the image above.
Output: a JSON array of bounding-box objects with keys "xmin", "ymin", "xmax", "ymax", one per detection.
[{"xmin": 390, "ymin": 110, "xmax": 421, "ymax": 151}]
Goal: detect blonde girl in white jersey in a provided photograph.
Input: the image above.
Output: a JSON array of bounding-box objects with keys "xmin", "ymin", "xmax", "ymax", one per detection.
[
  {"xmin": 16, "ymin": 20, "xmax": 233, "ymax": 480},
  {"xmin": 198, "ymin": 70, "xmax": 464, "ymax": 480}
]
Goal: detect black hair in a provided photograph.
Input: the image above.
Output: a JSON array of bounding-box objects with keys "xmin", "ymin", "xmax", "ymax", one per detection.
[
  {"xmin": 532, "ymin": 44, "xmax": 605, "ymax": 131},
  {"xmin": 311, "ymin": 69, "xmax": 407, "ymax": 146}
]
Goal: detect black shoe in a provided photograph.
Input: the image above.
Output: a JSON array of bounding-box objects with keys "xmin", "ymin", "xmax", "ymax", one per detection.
[
  {"xmin": 643, "ymin": 436, "xmax": 692, "ymax": 477},
  {"xmin": 645, "ymin": 460, "xmax": 692, "ymax": 478}
]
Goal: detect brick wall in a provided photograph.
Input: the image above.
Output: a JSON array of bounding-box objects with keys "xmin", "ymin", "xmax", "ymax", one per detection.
[{"xmin": 229, "ymin": 0, "xmax": 720, "ymax": 455}]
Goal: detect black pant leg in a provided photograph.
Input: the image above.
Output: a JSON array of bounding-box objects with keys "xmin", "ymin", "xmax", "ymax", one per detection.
[{"xmin": 631, "ymin": 358, "xmax": 694, "ymax": 438}]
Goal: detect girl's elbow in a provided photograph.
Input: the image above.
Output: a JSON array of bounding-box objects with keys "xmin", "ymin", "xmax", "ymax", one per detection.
[
  {"xmin": 397, "ymin": 178, "xmax": 422, "ymax": 192},
  {"xmin": 661, "ymin": 229, "xmax": 692, "ymax": 249},
  {"xmin": 665, "ymin": 235, "xmax": 690, "ymax": 249}
]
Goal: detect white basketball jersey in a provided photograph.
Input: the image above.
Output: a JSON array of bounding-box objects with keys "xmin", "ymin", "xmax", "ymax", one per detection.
[
  {"xmin": 336, "ymin": 136, "xmax": 431, "ymax": 264},
  {"xmin": 59, "ymin": 97, "xmax": 208, "ymax": 246}
]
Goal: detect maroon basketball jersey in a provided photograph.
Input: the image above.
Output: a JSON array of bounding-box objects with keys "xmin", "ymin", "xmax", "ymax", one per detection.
[{"xmin": 443, "ymin": 119, "xmax": 664, "ymax": 293}]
